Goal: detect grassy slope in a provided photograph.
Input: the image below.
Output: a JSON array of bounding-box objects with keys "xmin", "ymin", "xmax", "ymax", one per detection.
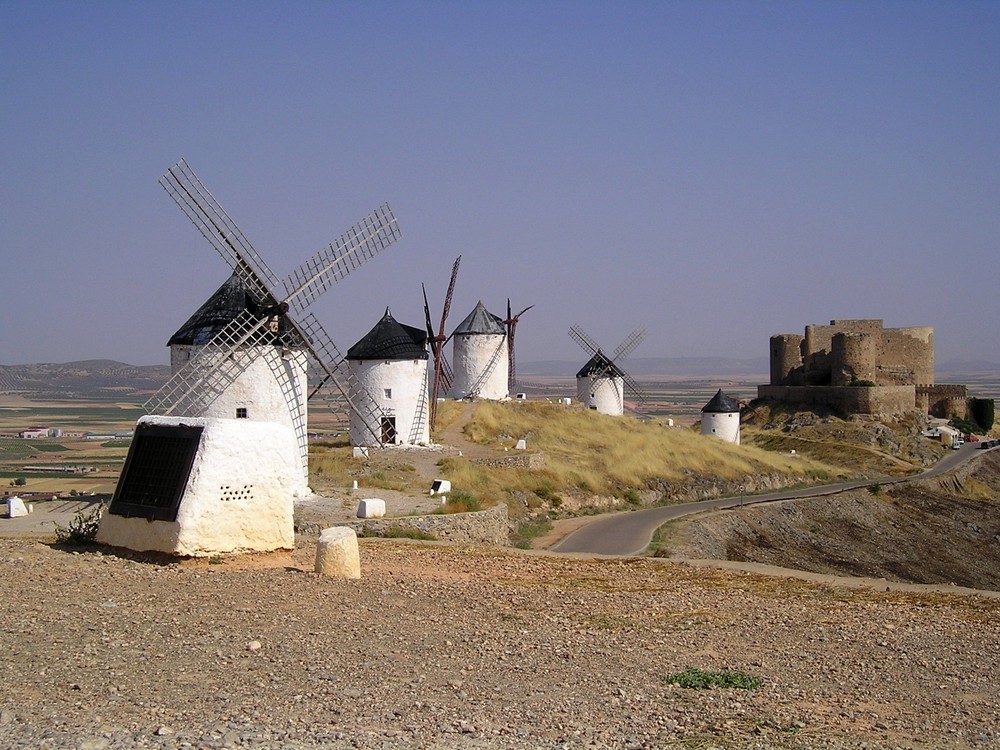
[{"xmin": 433, "ymin": 401, "xmax": 845, "ymax": 516}]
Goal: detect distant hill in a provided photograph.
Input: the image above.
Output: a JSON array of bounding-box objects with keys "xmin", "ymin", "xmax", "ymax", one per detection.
[{"xmin": 0, "ymin": 360, "xmax": 171, "ymax": 398}]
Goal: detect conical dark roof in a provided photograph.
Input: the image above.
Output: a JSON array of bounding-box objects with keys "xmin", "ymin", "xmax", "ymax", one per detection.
[
  {"xmin": 702, "ymin": 389, "xmax": 740, "ymax": 413},
  {"xmin": 453, "ymin": 301, "xmax": 505, "ymax": 336},
  {"xmin": 167, "ymin": 273, "xmax": 295, "ymax": 347},
  {"xmin": 576, "ymin": 351, "xmax": 626, "ymax": 379},
  {"xmin": 347, "ymin": 308, "xmax": 428, "ymax": 361}
]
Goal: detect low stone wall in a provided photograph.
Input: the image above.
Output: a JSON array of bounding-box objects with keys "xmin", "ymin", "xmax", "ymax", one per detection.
[
  {"xmin": 298, "ymin": 502, "xmax": 509, "ymax": 545},
  {"xmin": 472, "ymin": 452, "xmax": 545, "ymax": 470}
]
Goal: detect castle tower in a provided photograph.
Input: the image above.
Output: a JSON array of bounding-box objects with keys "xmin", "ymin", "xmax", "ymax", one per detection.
[
  {"xmin": 700, "ymin": 389, "xmax": 741, "ymax": 444},
  {"xmin": 346, "ymin": 308, "xmax": 430, "ymax": 446},
  {"xmin": 830, "ymin": 332, "xmax": 877, "ymax": 386},
  {"xmin": 770, "ymin": 334, "xmax": 804, "ymax": 385},
  {"xmin": 576, "ymin": 352, "xmax": 626, "ymax": 416},
  {"xmin": 451, "ymin": 301, "xmax": 509, "ymax": 400},
  {"xmin": 166, "ymin": 272, "xmax": 309, "ymax": 489}
]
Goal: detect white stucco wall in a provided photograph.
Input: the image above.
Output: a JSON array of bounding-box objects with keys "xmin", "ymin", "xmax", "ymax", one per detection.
[
  {"xmin": 169, "ymin": 344, "xmax": 309, "ymax": 481},
  {"xmin": 451, "ymin": 334, "xmax": 509, "ymax": 400},
  {"xmin": 348, "ymin": 359, "xmax": 429, "ymax": 446},
  {"xmin": 577, "ymin": 374, "xmax": 625, "ymax": 416},
  {"xmin": 96, "ymin": 415, "xmax": 300, "ymax": 556},
  {"xmin": 701, "ymin": 411, "xmax": 741, "ymax": 444}
]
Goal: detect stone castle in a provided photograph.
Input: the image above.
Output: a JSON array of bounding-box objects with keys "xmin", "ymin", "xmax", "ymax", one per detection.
[{"xmin": 757, "ymin": 319, "xmax": 967, "ymax": 418}]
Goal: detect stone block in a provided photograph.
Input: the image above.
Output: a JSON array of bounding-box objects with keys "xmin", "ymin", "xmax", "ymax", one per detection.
[
  {"xmin": 352, "ymin": 446, "xmax": 369, "ymax": 459},
  {"xmin": 430, "ymin": 479, "xmax": 451, "ymax": 496},
  {"xmin": 515, "ymin": 439, "xmax": 527, "ymax": 450},
  {"xmin": 6, "ymin": 496, "xmax": 27, "ymax": 518},
  {"xmin": 315, "ymin": 527, "xmax": 361, "ymax": 579},
  {"xmin": 356, "ymin": 498, "xmax": 386, "ymax": 518}
]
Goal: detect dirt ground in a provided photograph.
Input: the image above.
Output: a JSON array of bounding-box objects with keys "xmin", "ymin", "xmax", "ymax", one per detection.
[
  {"xmin": 663, "ymin": 450, "xmax": 1000, "ymax": 592},
  {"xmin": 2, "ymin": 535, "xmax": 1000, "ymax": 750}
]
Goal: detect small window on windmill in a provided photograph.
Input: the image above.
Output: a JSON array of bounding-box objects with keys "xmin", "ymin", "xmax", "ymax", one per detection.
[
  {"xmin": 236, "ymin": 407, "xmax": 248, "ymax": 419},
  {"xmin": 384, "ymin": 388, "xmax": 392, "ymax": 399},
  {"xmin": 108, "ymin": 422, "xmax": 203, "ymax": 522}
]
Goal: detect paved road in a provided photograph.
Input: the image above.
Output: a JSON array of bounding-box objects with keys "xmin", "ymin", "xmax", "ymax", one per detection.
[{"xmin": 551, "ymin": 442, "xmax": 988, "ymax": 556}]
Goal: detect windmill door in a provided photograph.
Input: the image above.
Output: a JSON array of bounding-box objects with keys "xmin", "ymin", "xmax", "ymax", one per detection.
[{"xmin": 380, "ymin": 417, "xmax": 397, "ymax": 444}]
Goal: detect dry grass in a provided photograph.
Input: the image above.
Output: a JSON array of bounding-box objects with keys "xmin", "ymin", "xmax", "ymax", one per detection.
[
  {"xmin": 420, "ymin": 401, "xmax": 848, "ymax": 518},
  {"xmin": 463, "ymin": 400, "xmax": 841, "ymax": 490}
]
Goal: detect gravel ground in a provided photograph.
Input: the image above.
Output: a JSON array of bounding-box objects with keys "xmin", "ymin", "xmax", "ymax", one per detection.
[{"xmin": 2, "ymin": 537, "xmax": 999, "ymax": 750}]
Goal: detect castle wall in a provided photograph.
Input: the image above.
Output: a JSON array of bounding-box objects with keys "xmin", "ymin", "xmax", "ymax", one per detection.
[
  {"xmin": 757, "ymin": 385, "xmax": 916, "ymax": 416},
  {"xmin": 917, "ymin": 384, "xmax": 969, "ymax": 419},
  {"xmin": 880, "ymin": 327, "xmax": 934, "ymax": 385}
]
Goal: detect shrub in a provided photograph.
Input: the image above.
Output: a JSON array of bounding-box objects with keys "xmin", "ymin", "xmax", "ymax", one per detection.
[
  {"xmin": 435, "ymin": 490, "xmax": 481, "ymax": 514},
  {"xmin": 666, "ymin": 667, "xmax": 762, "ymax": 690},
  {"xmin": 951, "ymin": 414, "xmax": 978, "ymax": 436},
  {"xmin": 969, "ymin": 398, "xmax": 995, "ymax": 432},
  {"xmin": 511, "ymin": 518, "xmax": 553, "ymax": 549},
  {"xmin": 55, "ymin": 503, "xmax": 105, "ymax": 546},
  {"xmin": 867, "ymin": 483, "xmax": 882, "ymax": 496}
]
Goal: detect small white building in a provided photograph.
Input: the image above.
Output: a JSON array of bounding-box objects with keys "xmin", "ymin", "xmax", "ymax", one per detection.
[
  {"xmin": 18, "ymin": 427, "xmax": 50, "ymax": 440},
  {"xmin": 166, "ymin": 273, "xmax": 310, "ymax": 491},
  {"xmin": 700, "ymin": 389, "xmax": 741, "ymax": 444},
  {"xmin": 97, "ymin": 415, "xmax": 298, "ymax": 556},
  {"xmin": 576, "ymin": 352, "xmax": 626, "ymax": 416},
  {"xmin": 451, "ymin": 301, "xmax": 509, "ymax": 400},
  {"xmin": 346, "ymin": 309, "xmax": 430, "ymax": 446}
]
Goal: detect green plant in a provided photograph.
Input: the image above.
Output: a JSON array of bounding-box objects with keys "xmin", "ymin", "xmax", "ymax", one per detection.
[
  {"xmin": 666, "ymin": 667, "xmax": 762, "ymax": 690},
  {"xmin": 511, "ymin": 518, "xmax": 553, "ymax": 549},
  {"xmin": 12, "ymin": 477, "xmax": 26, "ymax": 487},
  {"xmin": 969, "ymin": 398, "xmax": 995, "ymax": 432},
  {"xmin": 55, "ymin": 503, "xmax": 105, "ymax": 546},
  {"xmin": 848, "ymin": 378, "xmax": 877, "ymax": 387},
  {"xmin": 867, "ymin": 483, "xmax": 882, "ymax": 496},
  {"xmin": 208, "ymin": 555, "xmax": 223, "ymax": 565},
  {"xmin": 950, "ymin": 414, "xmax": 978, "ymax": 436},
  {"xmin": 435, "ymin": 490, "xmax": 480, "ymax": 514}
]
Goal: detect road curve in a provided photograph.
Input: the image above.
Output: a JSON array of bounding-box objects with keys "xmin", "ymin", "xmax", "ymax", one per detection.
[{"xmin": 550, "ymin": 442, "xmax": 986, "ymax": 556}]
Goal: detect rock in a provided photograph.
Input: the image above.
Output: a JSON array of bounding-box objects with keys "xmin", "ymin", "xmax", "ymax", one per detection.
[{"xmin": 314, "ymin": 527, "xmax": 361, "ymax": 579}]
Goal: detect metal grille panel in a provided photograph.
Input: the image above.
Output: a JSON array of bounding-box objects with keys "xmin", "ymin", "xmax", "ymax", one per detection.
[{"xmin": 109, "ymin": 423, "xmax": 203, "ymax": 522}]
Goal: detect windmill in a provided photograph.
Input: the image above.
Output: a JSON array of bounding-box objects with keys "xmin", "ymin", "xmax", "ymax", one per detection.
[
  {"xmin": 421, "ymin": 255, "xmax": 461, "ymax": 430},
  {"xmin": 451, "ymin": 301, "xmax": 509, "ymax": 400},
  {"xmin": 145, "ymin": 159, "xmax": 402, "ymax": 463},
  {"xmin": 504, "ymin": 299, "xmax": 534, "ymax": 393},
  {"xmin": 569, "ymin": 325, "xmax": 647, "ymax": 416}
]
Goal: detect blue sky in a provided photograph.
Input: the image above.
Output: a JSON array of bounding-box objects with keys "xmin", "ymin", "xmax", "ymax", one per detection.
[{"xmin": 3, "ymin": 1, "xmax": 998, "ymax": 368}]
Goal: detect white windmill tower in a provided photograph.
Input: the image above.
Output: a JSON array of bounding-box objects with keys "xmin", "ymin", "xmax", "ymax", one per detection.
[
  {"xmin": 451, "ymin": 301, "xmax": 509, "ymax": 400},
  {"xmin": 569, "ymin": 325, "xmax": 647, "ymax": 416},
  {"xmin": 98, "ymin": 159, "xmax": 400, "ymax": 557},
  {"xmin": 346, "ymin": 308, "xmax": 430, "ymax": 446},
  {"xmin": 700, "ymin": 389, "xmax": 741, "ymax": 444}
]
